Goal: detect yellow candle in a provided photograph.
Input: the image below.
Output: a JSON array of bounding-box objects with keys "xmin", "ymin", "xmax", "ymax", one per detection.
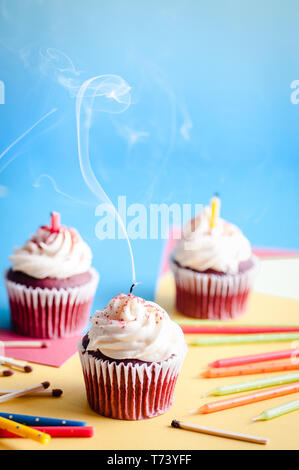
[
  {"xmin": 210, "ymin": 195, "xmax": 221, "ymax": 229},
  {"xmin": 0, "ymin": 416, "xmax": 51, "ymax": 444}
]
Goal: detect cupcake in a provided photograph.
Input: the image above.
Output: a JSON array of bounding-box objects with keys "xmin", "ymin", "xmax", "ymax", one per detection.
[
  {"xmin": 79, "ymin": 293, "xmax": 187, "ymax": 420},
  {"xmin": 5, "ymin": 212, "xmax": 99, "ymax": 338},
  {"xmin": 170, "ymin": 198, "xmax": 259, "ymax": 320}
]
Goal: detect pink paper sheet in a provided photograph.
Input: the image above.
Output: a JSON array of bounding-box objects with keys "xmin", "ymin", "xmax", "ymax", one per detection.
[{"xmin": 0, "ymin": 329, "xmax": 80, "ymax": 367}]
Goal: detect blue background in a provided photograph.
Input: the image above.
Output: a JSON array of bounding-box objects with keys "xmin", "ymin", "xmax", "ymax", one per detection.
[{"xmin": 0, "ymin": 0, "xmax": 298, "ymax": 328}]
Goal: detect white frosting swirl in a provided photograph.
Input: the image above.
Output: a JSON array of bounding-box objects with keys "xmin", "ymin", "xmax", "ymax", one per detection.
[
  {"xmin": 87, "ymin": 294, "xmax": 187, "ymax": 362},
  {"xmin": 10, "ymin": 226, "xmax": 92, "ymax": 279},
  {"xmin": 173, "ymin": 206, "xmax": 252, "ymax": 274}
]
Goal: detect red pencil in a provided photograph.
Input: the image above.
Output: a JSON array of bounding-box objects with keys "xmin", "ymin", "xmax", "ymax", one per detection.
[
  {"xmin": 181, "ymin": 325, "xmax": 299, "ymax": 334},
  {"xmin": 208, "ymin": 348, "xmax": 299, "ymax": 368},
  {"xmin": 0, "ymin": 426, "xmax": 94, "ymax": 438}
]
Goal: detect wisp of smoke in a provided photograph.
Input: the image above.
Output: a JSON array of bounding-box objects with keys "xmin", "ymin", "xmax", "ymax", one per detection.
[
  {"xmin": 0, "ymin": 108, "xmax": 57, "ymax": 174},
  {"xmin": 33, "ymin": 174, "xmax": 91, "ymax": 206},
  {"xmin": 76, "ymin": 75, "xmax": 136, "ymax": 283}
]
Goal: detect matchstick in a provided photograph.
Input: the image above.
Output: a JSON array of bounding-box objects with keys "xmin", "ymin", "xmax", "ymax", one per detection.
[
  {"xmin": 0, "ymin": 388, "xmax": 62, "ymax": 397},
  {"xmin": 171, "ymin": 420, "xmax": 269, "ymax": 445},
  {"xmin": 0, "ymin": 381, "xmax": 50, "ymax": 403},
  {"xmin": 0, "ymin": 355, "xmax": 33, "ymax": 373},
  {"xmin": 2, "ymin": 341, "xmax": 49, "ymax": 348}
]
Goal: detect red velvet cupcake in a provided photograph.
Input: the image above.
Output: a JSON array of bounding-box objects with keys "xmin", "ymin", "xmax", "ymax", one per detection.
[
  {"xmin": 79, "ymin": 293, "xmax": 187, "ymax": 420},
  {"xmin": 170, "ymin": 202, "xmax": 259, "ymax": 320},
  {"xmin": 5, "ymin": 213, "xmax": 99, "ymax": 338}
]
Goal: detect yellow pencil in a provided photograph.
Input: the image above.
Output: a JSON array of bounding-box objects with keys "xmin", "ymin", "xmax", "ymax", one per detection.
[{"xmin": 0, "ymin": 416, "xmax": 51, "ymax": 444}]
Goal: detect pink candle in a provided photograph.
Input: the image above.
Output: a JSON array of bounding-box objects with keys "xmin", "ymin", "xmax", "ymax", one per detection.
[
  {"xmin": 208, "ymin": 348, "xmax": 299, "ymax": 368},
  {"xmin": 50, "ymin": 212, "xmax": 61, "ymax": 232}
]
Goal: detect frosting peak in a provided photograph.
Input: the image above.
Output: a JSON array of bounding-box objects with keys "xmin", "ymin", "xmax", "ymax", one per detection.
[
  {"xmin": 87, "ymin": 294, "xmax": 187, "ymax": 362},
  {"xmin": 173, "ymin": 206, "xmax": 252, "ymax": 274},
  {"xmin": 10, "ymin": 225, "xmax": 92, "ymax": 279}
]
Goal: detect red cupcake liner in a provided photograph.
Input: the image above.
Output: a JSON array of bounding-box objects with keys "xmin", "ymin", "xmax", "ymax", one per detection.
[
  {"xmin": 170, "ymin": 257, "xmax": 259, "ymax": 320},
  {"xmin": 79, "ymin": 343, "xmax": 184, "ymax": 420},
  {"xmin": 5, "ymin": 268, "xmax": 99, "ymax": 338}
]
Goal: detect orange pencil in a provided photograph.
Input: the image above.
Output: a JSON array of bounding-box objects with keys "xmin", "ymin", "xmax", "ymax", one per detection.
[
  {"xmin": 201, "ymin": 360, "xmax": 299, "ymax": 378},
  {"xmin": 192, "ymin": 382, "xmax": 299, "ymax": 414}
]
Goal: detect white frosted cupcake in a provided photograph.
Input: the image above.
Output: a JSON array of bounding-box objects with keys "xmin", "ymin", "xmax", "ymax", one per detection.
[
  {"xmin": 5, "ymin": 213, "xmax": 99, "ymax": 338},
  {"xmin": 170, "ymin": 205, "xmax": 259, "ymax": 320},
  {"xmin": 79, "ymin": 293, "xmax": 187, "ymax": 420}
]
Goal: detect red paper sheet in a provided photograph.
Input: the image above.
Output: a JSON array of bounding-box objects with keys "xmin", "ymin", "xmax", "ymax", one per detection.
[{"xmin": 0, "ymin": 329, "xmax": 80, "ymax": 367}]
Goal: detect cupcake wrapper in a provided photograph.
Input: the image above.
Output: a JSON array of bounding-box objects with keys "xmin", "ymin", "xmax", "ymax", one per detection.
[
  {"xmin": 170, "ymin": 256, "xmax": 259, "ymax": 320},
  {"xmin": 5, "ymin": 268, "xmax": 99, "ymax": 338},
  {"xmin": 79, "ymin": 343, "xmax": 184, "ymax": 420}
]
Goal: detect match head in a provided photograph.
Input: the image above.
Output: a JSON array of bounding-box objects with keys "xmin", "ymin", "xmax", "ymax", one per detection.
[
  {"xmin": 171, "ymin": 419, "xmax": 180, "ymax": 429},
  {"xmin": 42, "ymin": 381, "xmax": 50, "ymax": 389},
  {"xmin": 24, "ymin": 365, "xmax": 33, "ymax": 373},
  {"xmin": 41, "ymin": 342, "xmax": 49, "ymax": 348},
  {"xmin": 52, "ymin": 389, "xmax": 63, "ymax": 397},
  {"xmin": 3, "ymin": 369, "xmax": 14, "ymax": 377}
]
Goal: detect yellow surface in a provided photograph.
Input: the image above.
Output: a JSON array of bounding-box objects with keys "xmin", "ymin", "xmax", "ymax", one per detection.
[{"xmin": 0, "ymin": 271, "xmax": 299, "ymax": 450}]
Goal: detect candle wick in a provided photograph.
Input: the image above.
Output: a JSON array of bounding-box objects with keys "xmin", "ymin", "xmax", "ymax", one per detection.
[{"xmin": 129, "ymin": 282, "xmax": 141, "ymax": 295}]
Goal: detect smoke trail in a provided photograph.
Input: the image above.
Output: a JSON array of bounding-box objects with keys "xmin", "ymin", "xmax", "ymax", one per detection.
[
  {"xmin": 33, "ymin": 174, "xmax": 91, "ymax": 206},
  {"xmin": 0, "ymin": 108, "xmax": 57, "ymax": 174},
  {"xmin": 76, "ymin": 75, "xmax": 136, "ymax": 283}
]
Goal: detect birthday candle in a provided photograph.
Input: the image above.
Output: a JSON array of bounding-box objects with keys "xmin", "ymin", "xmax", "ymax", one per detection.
[
  {"xmin": 201, "ymin": 360, "xmax": 299, "ymax": 378},
  {"xmin": 209, "ymin": 195, "xmax": 221, "ymax": 229},
  {"xmin": 195, "ymin": 382, "xmax": 299, "ymax": 414},
  {"xmin": 0, "ymin": 416, "xmax": 51, "ymax": 445},
  {"xmin": 205, "ymin": 371, "xmax": 299, "ymax": 396},
  {"xmin": 190, "ymin": 332, "xmax": 299, "ymax": 346},
  {"xmin": 180, "ymin": 325, "xmax": 299, "ymax": 334},
  {"xmin": 208, "ymin": 348, "xmax": 299, "ymax": 368},
  {"xmin": 0, "ymin": 412, "xmax": 86, "ymax": 427},
  {"xmin": 253, "ymin": 399, "xmax": 299, "ymax": 421},
  {"xmin": 0, "ymin": 426, "xmax": 94, "ymax": 438}
]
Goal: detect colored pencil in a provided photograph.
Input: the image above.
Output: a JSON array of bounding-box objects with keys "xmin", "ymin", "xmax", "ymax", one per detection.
[
  {"xmin": 208, "ymin": 348, "xmax": 299, "ymax": 369},
  {"xmin": 205, "ymin": 371, "xmax": 299, "ymax": 396},
  {"xmin": 171, "ymin": 420, "xmax": 268, "ymax": 445},
  {"xmin": 201, "ymin": 360, "xmax": 299, "ymax": 378},
  {"xmin": 0, "ymin": 381, "xmax": 50, "ymax": 403},
  {"xmin": 0, "ymin": 412, "xmax": 86, "ymax": 427},
  {"xmin": 190, "ymin": 332, "xmax": 299, "ymax": 346},
  {"xmin": 0, "ymin": 416, "xmax": 51, "ymax": 444},
  {"xmin": 0, "ymin": 388, "xmax": 63, "ymax": 397},
  {"xmin": 192, "ymin": 382, "xmax": 299, "ymax": 414},
  {"xmin": 253, "ymin": 399, "xmax": 299, "ymax": 421},
  {"xmin": 0, "ymin": 426, "xmax": 94, "ymax": 438},
  {"xmin": 0, "ymin": 355, "xmax": 33, "ymax": 373}
]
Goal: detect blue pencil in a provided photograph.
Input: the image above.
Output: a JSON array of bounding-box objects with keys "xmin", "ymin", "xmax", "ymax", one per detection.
[{"xmin": 0, "ymin": 412, "xmax": 86, "ymax": 427}]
